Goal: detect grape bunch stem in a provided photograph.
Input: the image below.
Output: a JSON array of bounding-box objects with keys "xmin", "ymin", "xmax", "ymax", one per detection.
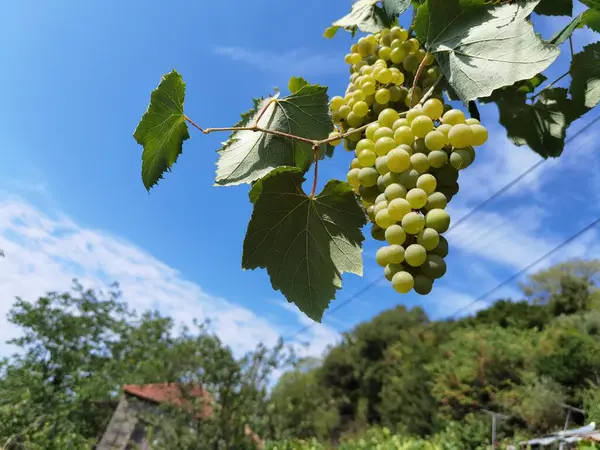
[{"xmin": 183, "ymin": 76, "xmax": 443, "ymax": 198}]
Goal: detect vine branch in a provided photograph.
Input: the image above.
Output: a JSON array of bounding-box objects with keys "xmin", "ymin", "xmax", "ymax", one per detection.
[
  {"xmin": 183, "ymin": 76, "xmax": 443, "ymax": 196},
  {"xmin": 411, "ymin": 54, "xmax": 430, "ymax": 107},
  {"xmin": 530, "ymin": 71, "xmax": 569, "ymax": 101}
]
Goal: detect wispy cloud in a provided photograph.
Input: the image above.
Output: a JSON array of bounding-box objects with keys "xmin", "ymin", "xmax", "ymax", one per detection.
[
  {"xmin": 0, "ymin": 198, "xmax": 340, "ymax": 359},
  {"xmin": 213, "ymin": 46, "xmax": 344, "ymax": 76}
]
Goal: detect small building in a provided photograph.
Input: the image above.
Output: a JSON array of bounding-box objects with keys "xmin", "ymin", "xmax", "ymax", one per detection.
[{"xmin": 96, "ymin": 383, "xmax": 263, "ymax": 449}]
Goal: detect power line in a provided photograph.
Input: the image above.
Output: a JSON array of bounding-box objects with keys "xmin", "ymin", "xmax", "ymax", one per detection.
[
  {"xmin": 448, "ymin": 216, "xmax": 600, "ymax": 319},
  {"xmin": 283, "ymin": 113, "xmax": 600, "ymax": 342}
]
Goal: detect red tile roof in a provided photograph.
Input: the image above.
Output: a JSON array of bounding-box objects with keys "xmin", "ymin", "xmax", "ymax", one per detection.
[{"xmin": 123, "ymin": 383, "xmax": 213, "ymax": 418}]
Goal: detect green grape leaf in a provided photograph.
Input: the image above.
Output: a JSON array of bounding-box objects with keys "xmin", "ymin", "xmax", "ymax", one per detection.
[
  {"xmin": 328, "ymin": 0, "xmax": 390, "ymax": 37},
  {"xmin": 550, "ymin": 12, "xmax": 585, "ymax": 45},
  {"xmin": 215, "ymin": 80, "xmax": 333, "ymax": 186},
  {"xmin": 383, "ymin": 0, "xmax": 412, "ymax": 20},
  {"xmin": 493, "ymin": 87, "xmax": 579, "ymax": 158},
  {"xmin": 582, "ymin": 8, "xmax": 600, "ymax": 33},
  {"xmin": 415, "ymin": 0, "xmax": 560, "ymax": 102},
  {"xmin": 242, "ymin": 167, "xmax": 367, "ymax": 322},
  {"xmin": 288, "ymin": 76, "xmax": 309, "ymax": 94},
  {"xmin": 570, "ymin": 42, "xmax": 600, "ymax": 109},
  {"xmin": 534, "ymin": 0, "xmax": 572, "ymax": 16},
  {"xmin": 133, "ymin": 70, "xmax": 190, "ymax": 191}
]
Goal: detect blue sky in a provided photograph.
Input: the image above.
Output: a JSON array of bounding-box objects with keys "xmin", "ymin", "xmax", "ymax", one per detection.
[{"xmin": 0, "ymin": 0, "xmax": 599, "ymax": 360}]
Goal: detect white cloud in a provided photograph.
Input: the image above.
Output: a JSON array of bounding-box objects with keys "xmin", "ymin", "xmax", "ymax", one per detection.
[
  {"xmin": 0, "ymin": 198, "xmax": 339, "ymax": 360},
  {"xmin": 213, "ymin": 47, "xmax": 343, "ymax": 76}
]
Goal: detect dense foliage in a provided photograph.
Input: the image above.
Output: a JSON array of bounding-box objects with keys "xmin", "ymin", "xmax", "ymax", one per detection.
[
  {"xmin": 132, "ymin": 0, "xmax": 600, "ymax": 322},
  {"xmin": 1, "ymin": 259, "xmax": 599, "ymax": 448}
]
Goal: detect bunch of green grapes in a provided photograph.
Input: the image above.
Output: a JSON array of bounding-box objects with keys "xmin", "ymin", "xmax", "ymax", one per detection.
[
  {"xmin": 326, "ymin": 25, "xmax": 489, "ymax": 295},
  {"xmin": 327, "ymin": 26, "xmax": 439, "ymax": 150}
]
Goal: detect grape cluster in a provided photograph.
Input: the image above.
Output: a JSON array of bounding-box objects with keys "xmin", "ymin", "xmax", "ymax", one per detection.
[{"xmin": 328, "ymin": 27, "xmax": 489, "ymax": 295}]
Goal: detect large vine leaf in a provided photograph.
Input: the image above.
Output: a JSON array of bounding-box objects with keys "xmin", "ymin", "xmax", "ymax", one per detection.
[
  {"xmin": 242, "ymin": 167, "xmax": 368, "ymax": 322},
  {"xmin": 383, "ymin": 0, "xmax": 412, "ymax": 21},
  {"xmin": 414, "ymin": 0, "xmax": 560, "ymax": 102},
  {"xmin": 570, "ymin": 42, "xmax": 600, "ymax": 109},
  {"xmin": 215, "ymin": 81, "xmax": 333, "ymax": 187},
  {"xmin": 133, "ymin": 70, "xmax": 189, "ymax": 191},
  {"xmin": 534, "ymin": 0, "xmax": 572, "ymax": 16},
  {"xmin": 550, "ymin": 8, "xmax": 600, "ymax": 45},
  {"xmin": 491, "ymin": 87, "xmax": 579, "ymax": 158},
  {"xmin": 583, "ymin": 8, "xmax": 600, "ymax": 33},
  {"xmin": 324, "ymin": 0, "xmax": 390, "ymax": 39}
]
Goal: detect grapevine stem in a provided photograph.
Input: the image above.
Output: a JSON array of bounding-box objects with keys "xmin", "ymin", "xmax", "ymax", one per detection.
[
  {"xmin": 531, "ymin": 71, "xmax": 569, "ymax": 101},
  {"xmin": 253, "ymin": 99, "xmax": 276, "ymax": 127},
  {"xmin": 183, "ymin": 74, "xmax": 445, "ymax": 187},
  {"xmin": 411, "ymin": 54, "xmax": 429, "ymax": 107},
  {"xmin": 310, "ymin": 143, "xmax": 320, "ymax": 198}
]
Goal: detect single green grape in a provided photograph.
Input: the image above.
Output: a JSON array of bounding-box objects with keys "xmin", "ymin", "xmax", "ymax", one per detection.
[
  {"xmin": 421, "ymin": 254, "xmax": 447, "ymax": 279},
  {"xmin": 375, "ymin": 88, "xmax": 391, "ymax": 104},
  {"xmin": 375, "ymin": 246, "xmax": 391, "ymax": 267},
  {"xmin": 406, "ymin": 106, "xmax": 424, "ymax": 124},
  {"xmin": 412, "ymin": 138, "xmax": 428, "ymax": 155},
  {"xmin": 374, "ymin": 137, "xmax": 397, "ymax": 156},
  {"xmin": 448, "ymin": 124, "xmax": 474, "ymax": 148},
  {"xmin": 425, "ymin": 192, "xmax": 447, "ymax": 210},
  {"xmin": 388, "ymin": 245, "xmax": 406, "ymax": 264},
  {"xmin": 413, "ymin": 274, "xmax": 434, "ymax": 295},
  {"xmin": 408, "ymin": 38, "xmax": 420, "ymax": 52},
  {"xmin": 424, "ymin": 131, "xmax": 446, "ymax": 151},
  {"xmin": 416, "ymin": 174, "xmax": 437, "ymax": 194},
  {"xmin": 436, "ymin": 123, "xmax": 452, "ymax": 138},
  {"xmin": 376, "ymin": 69, "xmax": 393, "ymax": 85},
  {"xmin": 357, "ymin": 38, "xmax": 373, "ymax": 57},
  {"xmin": 398, "ymin": 144, "xmax": 413, "ymax": 156},
  {"xmin": 346, "ymin": 112, "xmax": 363, "ymax": 128},
  {"xmin": 338, "ymin": 105, "xmax": 351, "ymax": 119},
  {"xmin": 353, "ymin": 89, "xmax": 366, "ymax": 102},
  {"xmin": 402, "ymin": 212, "xmax": 425, "ymax": 235},
  {"xmin": 425, "ymin": 209, "xmax": 451, "ymax": 233},
  {"xmin": 366, "ymin": 205, "xmax": 376, "ymax": 221},
  {"xmin": 428, "ymin": 150, "xmax": 448, "ymax": 168},
  {"xmin": 441, "ymin": 109, "xmax": 466, "ymax": 126},
  {"xmin": 356, "ymin": 139, "xmax": 375, "ymax": 152},
  {"xmin": 392, "ymin": 271, "xmax": 414, "ymax": 294},
  {"xmin": 353, "ymin": 101, "xmax": 370, "ymax": 118},
  {"xmin": 346, "ymin": 127, "xmax": 362, "ymax": 142},
  {"xmin": 373, "ymin": 127, "xmax": 394, "ymax": 141},
  {"xmin": 386, "ymin": 148, "xmax": 411, "ymax": 173},
  {"xmin": 358, "ymin": 167, "xmax": 379, "ymax": 187},
  {"xmin": 449, "ymin": 151, "xmax": 468, "ymax": 170},
  {"xmin": 411, "ymin": 116, "xmax": 435, "ymax": 138},
  {"xmin": 371, "ymin": 224, "xmax": 386, "ymax": 241},
  {"xmin": 423, "ymin": 98, "xmax": 444, "ymax": 120},
  {"xmin": 394, "ymin": 126, "xmax": 414, "ymax": 146},
  {"xmin": 403, "ymin": 54, "xmax": 420, "ymax": 73},
  {"xmin": 374, "ymin": 201, "xmax": 388, "ymax": 214},
  {"xmin": 366, "ymin": 123, "xmax": 380, "ymax": 141},
  {"xmin": 375, "ymin": 156, "xmax": 390, "ymax": 175},
  {"xmin": 405, "ymin": 244, "xmax": 427, "ymax": 267},
  {"xmin": 358, "ymin": 149, "xmax": 377, "ymax": 167},
  {"xmin": 385, "ymin": 183, "xmax": 407, "ymax": 201},
  {"xmin": 344, "ymin": 53, "xmax": 353, "ymax": 65},
  {"xmin": 398, "ymin": 169, "xmax": 419, "ymax": 189},
  {"xmin": 362, "ymin": 82, "xmax": 376, "ymax": 96},
  {"xmin": 390, "ymin": 47, "xmax": 406, "ymax": 64},
  {"xmin": 347, "ymin": 168, "xmax": 360, "ymax": 186},
  {"xmin": 350, "ymin": 158, "xmax": 361, "ymax": 169},
  {"xmin": 431, "ymin": 235, "xmax": 449, "ymax": 258},
  {"xmin": 392, "ymin": 118, "xmax": 409, "ymax": 131},
  {"xmin": 375, "ymin": 209, "xmax": 395, "ymax": 229},
  {"xmin": 410, "ymin": 153, "xmax": 430, "ymax": 174},
  {"xmin": 387, "ymin": 198, "xmax": 412, "ymax": 221},
  {"xmin": 384, "ymin": 263, "xmax": 403, "ymax": 281},
  {"xmin": 375, "ymin": 193, "xmax": 387, "ymax": 204},
  {"xmin": 466, "ymin": 118, "xmax": 480, "ymax": 125},
  {"xmin": 349, "ymin": 53, "xmax": 362, "ymax": 64},
  {"xmin": 378, "ymin": 108, "xmax": 400, "ymax": 129},
  {"xmin": 381, "ymin": 171, "xmax": 401, "ymax": 189},
  {"xmin": 378, "ymin": 46, "xmax": 392, "ymax": 61},
  {"xmin": 385, "ymin": 224, "xmax": 407, "ymax": 245},
  {"xmin": 328, "ymin": 131, "xmax": 342, "ymax": 146},
  {"xmin": 406, "ymin": 188, "xmax": 428, "ymax": 209},
  {"xmin": 470, "ymin": 124, "xmax": 488, "ymax": 146},
  {"xmin": 417, "ymin": 228, "xmax": 440, "ymax": 251},
  {"xmin": 388, "ymin": 85, "xmax": 405, "ymax": 102},
  {"xmin": 330, "ymin": 96, "xmax": 346, "ymax": 111}
]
